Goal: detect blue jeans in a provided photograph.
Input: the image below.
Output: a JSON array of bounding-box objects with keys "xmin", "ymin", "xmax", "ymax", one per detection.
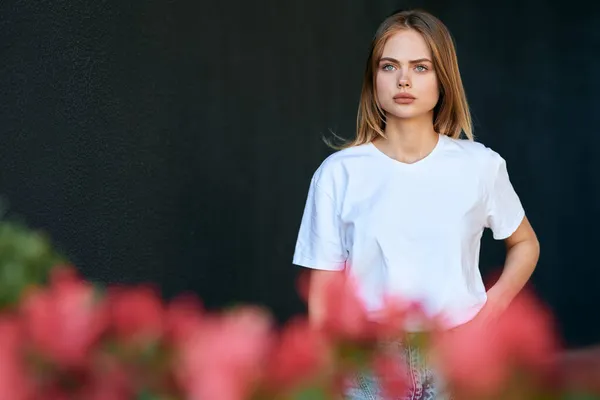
[{"xmin": 344, "ymin": 335, "xmax": 452, "ymax": 400}]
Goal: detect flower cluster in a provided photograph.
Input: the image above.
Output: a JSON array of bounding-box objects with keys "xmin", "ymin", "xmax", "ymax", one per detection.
[
  {"xmin": 0, "ymin": 264, "xmax": 595, "ymax": 400},
  {"xmin": 0, "ymin": 217, "xmax": 598, "ymax": 399}
]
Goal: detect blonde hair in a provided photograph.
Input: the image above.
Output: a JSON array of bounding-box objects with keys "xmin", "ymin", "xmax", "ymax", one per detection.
[{"xmin": 326, "ymin": 9, "xmax": 473, "ymax": 150}]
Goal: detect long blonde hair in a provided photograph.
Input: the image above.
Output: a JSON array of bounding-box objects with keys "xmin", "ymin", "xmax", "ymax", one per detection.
[{"xmin": 326, "ymin": 9, "xmax": 473, "ymax": 150}]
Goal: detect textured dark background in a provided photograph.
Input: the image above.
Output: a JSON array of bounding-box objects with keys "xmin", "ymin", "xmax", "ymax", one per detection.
[{"xmin": 1, "ymin": 0, "xmax": 599, "ymax": 348}]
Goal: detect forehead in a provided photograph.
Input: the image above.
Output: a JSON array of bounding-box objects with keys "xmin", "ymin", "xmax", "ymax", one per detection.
[{"xmin": 380, "ymin": 29, "xmax": 431, "ymax": 60}]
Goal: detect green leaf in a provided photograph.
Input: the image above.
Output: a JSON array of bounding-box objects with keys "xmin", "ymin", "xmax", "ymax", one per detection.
[
  {"xmin": 0, "ymin": 215, "xmax": 68, "ymax": 310},
  {"xmin": 335, "ymin": 341, "xmax": 376, "ymax": 368},
  {"xmin": 136, "ymin": 391, "xmax": 156, "ymax": 400},
  {"xmin": 288, "ymin": 385, "xmax": 332, "ymax": 400},
  {"xmin": 404, "ymin": 331, "xmax": 430, "ymax": 351},
  {"xmin": 560, "ymin": 391, "xmax": 600, "ymax": 400},
  {"xmin": 136, "ymin": 389, "xmax": 180, "ymax": 400}
]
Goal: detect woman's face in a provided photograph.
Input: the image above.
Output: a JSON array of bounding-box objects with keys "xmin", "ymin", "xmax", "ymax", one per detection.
[{"xmin": 375, "ymin": 29, "xmax": 440, "ymax": 122}]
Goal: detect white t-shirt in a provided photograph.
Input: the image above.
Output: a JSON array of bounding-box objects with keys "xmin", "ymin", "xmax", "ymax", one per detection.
[{"xmin": 292, "ymin": 133, "xmax": 525, "ymax": 330}]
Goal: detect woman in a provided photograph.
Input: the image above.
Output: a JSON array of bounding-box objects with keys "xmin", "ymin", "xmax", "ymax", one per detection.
[{"xmin": 292, "ymin": 8, "xmax": 540, "ymax": 399}]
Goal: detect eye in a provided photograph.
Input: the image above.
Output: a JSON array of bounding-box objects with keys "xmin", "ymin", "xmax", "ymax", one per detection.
[
  {"xmin": 415, "ymin": 65, "xmax": 429, "ymax": 72},
  {"xmin": 381, "ymin": 64, "xmax": 396, "ymax": 71}
]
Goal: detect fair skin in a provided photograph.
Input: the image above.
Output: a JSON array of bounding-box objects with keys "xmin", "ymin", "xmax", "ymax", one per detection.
[
  {"xmin": 308, "ymin": 29, "xmax": 539, "ymax": 329},
  {"xmin": 372, "ymin": 29, "xmax": 440, "ymax": 164}
]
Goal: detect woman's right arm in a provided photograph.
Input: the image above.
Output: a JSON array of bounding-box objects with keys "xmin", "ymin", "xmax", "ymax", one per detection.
[
  {"xmin": 294, "ymin": 172, "xmax": 347, "ymax": 327},
  {"xmin": 307, "ymin": 269, "xmax": 343, "ymax": 327}
]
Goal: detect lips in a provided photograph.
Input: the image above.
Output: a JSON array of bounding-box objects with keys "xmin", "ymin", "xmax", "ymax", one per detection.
[
  {"xmin": 393, "ymin": 93, "xmax": 415, "ymax": 104},
  {"xmin": 393, "ymin": 93, "xmax": 416, "ymax": 100}
]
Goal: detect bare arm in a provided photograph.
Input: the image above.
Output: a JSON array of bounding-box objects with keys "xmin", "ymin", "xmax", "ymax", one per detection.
[
  {"xmin": 307, "ymin": 269, "xmax": 343, "ymax": 327},
  {"xmin": 482, "ymin": 216, "xmax": 541, "ymax": 317}
]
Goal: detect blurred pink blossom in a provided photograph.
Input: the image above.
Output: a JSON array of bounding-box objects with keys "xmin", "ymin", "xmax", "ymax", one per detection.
[
  {"xmin": 431, "ymin": 289, "xmax": 560, "ymax": 397},
  {"xmin": 373, "ymin": 353, "xmax": 410, "ymax": 399},
  {"xmin": 165, "ymin": 293, "xmax": 204, "ymax": 343},
  {"xmin": 108, "ymin": 285, "xmax": 164, "ymax": 345},
  {"xmin": 0, "ymin": 317, "xmax": 30, "ymax": 400},
  {"xmin": 176, "ymin": 306, "xmax": 273, "ymax": 400},
  {"xmin": 21, "ymin": 266, "xmax": 108, "ymax": 368},
  {"xmin": 265, "ymin": 316, "xmax": 332, "ymax": 392}
]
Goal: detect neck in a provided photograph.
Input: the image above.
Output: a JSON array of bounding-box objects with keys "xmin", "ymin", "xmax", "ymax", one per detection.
[{"xmin": 375, "ymin": 114, "xmax": 439, "ymax": 163}]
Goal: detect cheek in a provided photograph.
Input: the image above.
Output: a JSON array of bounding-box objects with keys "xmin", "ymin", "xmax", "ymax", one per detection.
[
  {"xmin": 420, "ymin": 76, "xmax": 440, "ymax": 104},
  {"xmin": 375, "ymin": 73, "xmax": 394, "ymax": 94},
  {"xmin": 375, "ymin": 75, "xmax": 396, "ymax": 107}
]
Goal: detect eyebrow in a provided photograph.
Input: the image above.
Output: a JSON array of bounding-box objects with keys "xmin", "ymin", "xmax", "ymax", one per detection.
[{"xmin": 379, "ymin": 57, "xmax": 432, "ymax": 64}]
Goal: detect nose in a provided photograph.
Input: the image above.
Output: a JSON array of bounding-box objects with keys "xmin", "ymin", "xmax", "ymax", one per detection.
[
  {"xmin": 398, "ymin": 68, "xmax": 411, "ymax": 88},
  {"xmin": 398, "ymin": 78, "xmax": 411, "ymax": 88}
]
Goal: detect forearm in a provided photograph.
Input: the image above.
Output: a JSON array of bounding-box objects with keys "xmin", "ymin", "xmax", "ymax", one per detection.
[{"xmin": 488, "ymin": 237, "xmax": 540, "ymax": 308}]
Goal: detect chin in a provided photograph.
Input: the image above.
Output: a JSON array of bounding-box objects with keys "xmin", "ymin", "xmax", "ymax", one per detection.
[
  {"xmin": 382, "ymin": 104, "xmax": 435, "ymax": 121},
  {"xmin": 385, "ymin": 110, "xmax": 427, "ymax": 120}
]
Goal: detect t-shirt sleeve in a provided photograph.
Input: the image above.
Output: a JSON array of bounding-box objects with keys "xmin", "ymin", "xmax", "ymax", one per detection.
[
  {"xmin": 292, "ymin": 176, "xmax": 347, "ymax": 271},
  {"xmin": 484, "ymin": 150, "xmax": 526, "ymax": 240}
]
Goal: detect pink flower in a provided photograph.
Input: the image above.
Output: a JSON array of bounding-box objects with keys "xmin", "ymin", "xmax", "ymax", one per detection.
[
  {"xmin": 498, "ymin": 290, "xmax": 559, "ymax": 371},
  {"xmin": 432, "ymin": 317, "xmax": 510, "ymax": 397},
  {"xmin": 372, "ymin": 353, "xmax": 410, "ymax": 399},
  {"xmin": 165, "ymin": 293, "xmax": 204, "ymax": 343},
  {"xmin": 21, "ymin": 267, "xmax": 108, "ymax": 368},
  {"xmin": 319, "ymin": 273, "xmax": 372, "ymax": 341},
  {"xmin": 0, "ymin": 317, "xmax": 30, "ymax": 400},
  {"xmin": 265, "ymin": 317, "xmax": 331, "ymax": 392},
  {"xmin": 32, "ymin": 385, "xmax": 70, "ymax": 400},
  {"xmin": 108, "ymin": 285, "xmax": 164, "ymax": 344},
  {"xmin": 318, "ymin": 273, "xmax": 419, "ymax": 342},
  {"xmin": 368, "ymin": 296, "xmax": 425, "ymax": 340},
  {"xmin": 176, "ymin": 306, "xmax": 274, "ymax": 400},
  {"xmin": 431, "ymin": 289, "xmax": 560, "ymax": 398},
  {"xmin": 80, "ymin": 353, "xmax": 133, "ymax": 400}
]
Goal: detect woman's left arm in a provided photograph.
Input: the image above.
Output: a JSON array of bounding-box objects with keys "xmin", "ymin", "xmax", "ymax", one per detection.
[{"xmin": 478, "ymin": 216, "xmax": 540, "ymax": 321}]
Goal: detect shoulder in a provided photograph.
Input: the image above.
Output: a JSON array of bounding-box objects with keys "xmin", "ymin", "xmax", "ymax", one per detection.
[
  {"xmin": 310, "ymin": 144, "xmax": 372, "ymax": 188},
  {"xmin": 442, "ymin": 135, "xmax": 504, "ymax": 171}
]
